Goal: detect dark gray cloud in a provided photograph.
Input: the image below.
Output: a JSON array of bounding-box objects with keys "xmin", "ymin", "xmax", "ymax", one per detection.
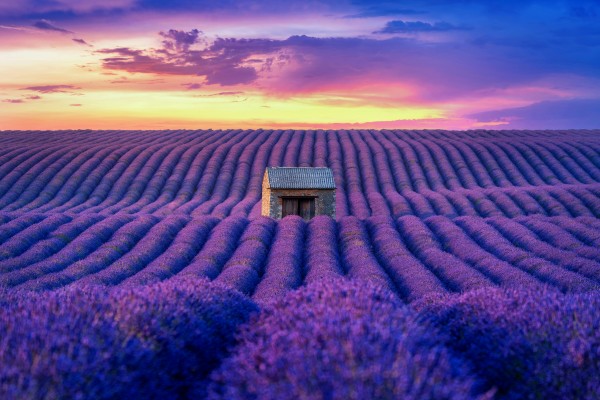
[
  {"xmin": 374, "ymin": 20, "xmax": 469, "ymax": 34},
  {"xmin": 467, "ymin": 98, "xmax": 600, "ymax": 129},
  {"xmin": 32, "ymin": 19, "xmax": 72, "ymax": 34}
]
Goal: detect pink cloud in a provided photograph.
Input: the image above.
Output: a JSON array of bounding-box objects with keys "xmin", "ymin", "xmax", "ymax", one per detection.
[
  {"xmin": 96, "ymin": 30, "xmax": 544, "ymax": 104},
  {"xmin": 21, "ymin": 85, "xmax": 81, "ymax": 94},
  {"xmin": 262, "ymin": 118, "xmax": 474, "ymax": 130},
  {"xmin": 182, "ymin": 83, "xmax": 202, "ymax": 90}
]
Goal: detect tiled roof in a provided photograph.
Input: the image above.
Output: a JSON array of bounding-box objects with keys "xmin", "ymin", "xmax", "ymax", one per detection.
[{"xmin": 265, "ymin": 167, "xmax": 336, "ymax": 189}]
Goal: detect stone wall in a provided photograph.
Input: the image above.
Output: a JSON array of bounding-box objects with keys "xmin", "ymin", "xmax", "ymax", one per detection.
[
  {"xmin": 261, "ymin": 174, "xmax": 271, "ymax": 217},
  {"xmin": 262, "ymin": 188, "xmax": 336, "ymax": 219}
]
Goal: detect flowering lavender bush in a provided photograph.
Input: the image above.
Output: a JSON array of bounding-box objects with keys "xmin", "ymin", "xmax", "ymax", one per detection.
[
  {"xmin": 208, "ymin": 279, "xmax": 492, "ymax": 400},
  {"xmin": 0, "ymin": 277, "xmax": 258, "ymax": 399},
  {"xmin": 415, "ymin": 286, "xmax": 600, "ymax": 399}
]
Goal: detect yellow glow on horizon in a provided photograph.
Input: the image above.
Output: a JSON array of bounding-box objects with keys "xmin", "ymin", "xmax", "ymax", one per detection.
[{"xmin": 1, "ymin": 89, "xmax": 445, "ymax": 130}]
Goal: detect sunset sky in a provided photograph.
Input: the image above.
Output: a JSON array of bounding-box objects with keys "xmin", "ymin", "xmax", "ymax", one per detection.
[{"xmin": 1, "ymin": 0, "xmax": 599, "ymax": 130}]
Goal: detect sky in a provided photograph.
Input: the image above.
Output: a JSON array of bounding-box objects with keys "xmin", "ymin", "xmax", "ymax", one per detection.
[{"xmin": 1, "ymin": 0, "xmax": 599, "ymax": 130}]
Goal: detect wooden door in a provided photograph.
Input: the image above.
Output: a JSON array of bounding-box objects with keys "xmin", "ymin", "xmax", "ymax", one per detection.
[
  {"xmin": 282, "ymin": 197, "xmax": 315, "ymax": 219},
  {"xmin": 299, "ymin": 198, "xmax": 315, "ymax": 220},
  {"xmin": 282, "ymin": 198, "xmax": 299, "ymax": 217}
]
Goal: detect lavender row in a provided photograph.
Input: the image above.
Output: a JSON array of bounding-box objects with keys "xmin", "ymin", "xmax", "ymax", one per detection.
[{"xmin": 2, "ymin": 214, "xmax": 599, "ymax": 299}]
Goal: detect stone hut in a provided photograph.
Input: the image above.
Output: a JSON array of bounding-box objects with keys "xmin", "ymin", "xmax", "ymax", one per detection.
[{"xmin": 261, "ymin": 167, "xmax": 336, "ymax": 220}]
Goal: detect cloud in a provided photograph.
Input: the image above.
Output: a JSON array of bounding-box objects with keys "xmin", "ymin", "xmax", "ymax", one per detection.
[
  {"xmin": 21, "ymin": 85, "xmax": 81, "ymax": 94},
  {"xmin": 374, "ymin": 20, "xmax": 469, "ymax": 34},
  {"xmin": 345, "ymin": 1, "xmax": 423, "ymax": 19},
  {"xmin": 346, "ymin": 8, "xmax": 422, "ymax": 18},
  {"xmin": 109, "ymin": 77, "xmax": 164, "ymax": 84},
  {"xmin": 95, "ymin": 23, "xmax": 600, "ymax": 104},
  {"xmin": 94, "ymin": 32, "xmax": 488, "ymax": 97},
  {"xmin": 193, "ymin": 91, "xmax": 244, "ymax": 97},
  {"xmin": 70, "ymin": 103, "xmax": 83, "ymax": 106},
  {"xmin": 50, "ymin": 0, "xmax": 136, "ymax": 13},
  {"xmin": 160, "ymin": 29, "xmax": 202, "ymax": 52},
  {"xmin": 467, "ymin": 98, "xmax": 600, "ymax": 129},
  {"xmin": 73, "ymin": 38, "xmax": 92, "ymax": 46},
  {"xmin": 182, "ymin": 83, "xmax": 202, "ymax": 90},
  {"xmin": 97, "ymin": 31, "xmax": 282, "ymax": 86},
  {"xmin": 32, "ymin": 20, "xmax": 73, "ymax": 34},
  {"xmin": 2, "ymin": 95, "xmax": 42, "ymax": 104},
  {"xmin": 0, "ymin": 0, "xmax": 136, "ymax": 16},
  {"xmin": 256, "ymin": 117, "xmax": 473, "ymax": 130},
  {"xmin": 0, "ymin": 24, "xmax": 34, "ymax": 32}
]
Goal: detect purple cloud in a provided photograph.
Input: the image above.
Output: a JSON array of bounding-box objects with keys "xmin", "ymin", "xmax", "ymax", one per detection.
[
  {"xmin": 73, "ymin": 38, "xmax": 92, "ymax": 46},
  {"xmin": 21, "ymin": 85, "xmax": 81, "ymax": 94},
  {"xmin": 160, "ymin": 29, "xmax": 202, "ymax": 52},
  {"xmin": 32, "ymin": 20, "xmax": 73, "ymax": 34},
  {"xmin": 97, "ymin": 32, "xmax": 280, "ymax": 86},
  {"xmin": 182, "ymin": 83, "xmax": 202, "ymax": 90},
  {"xmin": 95, "ymin": 26, "xmax": 599, "ymax": 102},
  {"xmin": 374, "ymin": 20, "xmax": 469, "ymax": 34},
  {"xmin": 346, "ymin": 7, "xmax": 423, "ymax": 19},
  {"xmin": 468, "ymin": 98, "xmax": 600, "ymax": 129},
  {"xmin": 2, "ymin": 95, "xmax": 42, "ymax": 104},
  {"xmin": 0, "ymin": 0, "xmax": 136, "ymax": 16},
  {"xmin": 105, "ymin": 29, "xmax": 540, "ymax": 99}
]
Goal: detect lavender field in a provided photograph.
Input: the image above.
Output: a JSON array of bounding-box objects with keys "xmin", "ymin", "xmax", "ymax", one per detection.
[{"xmin": 1, "ymin": 129, "xmax": 600, "ymax": 399}]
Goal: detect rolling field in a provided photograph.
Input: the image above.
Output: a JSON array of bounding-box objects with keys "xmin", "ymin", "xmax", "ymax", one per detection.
[
  {"xmin": 1, "ymin": 129, "xmax": 600, "ymax": 399},
  {"xmin": 1, "ymin": 129, "xmax": 600, "ymax": 296},
  {"xmin": 1, "ymin": 129, "xmax": 599, "ymax": 218}
]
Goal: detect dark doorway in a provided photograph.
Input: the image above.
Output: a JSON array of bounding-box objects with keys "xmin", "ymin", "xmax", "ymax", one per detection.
[{"xmin": 282, "ymin": 197, "xmax": 316, "ymax": 220}]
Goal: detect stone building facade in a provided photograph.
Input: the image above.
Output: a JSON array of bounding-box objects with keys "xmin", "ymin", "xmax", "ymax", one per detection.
[{"xmin": 261, "ymin": 167, "xmax": 336, "ymax": 220}]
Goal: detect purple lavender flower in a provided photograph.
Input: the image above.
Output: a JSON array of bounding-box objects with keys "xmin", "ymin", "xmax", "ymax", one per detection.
[
  {"xmin": 208, "ymin": 279, "xmax": 492, "ymax": 400},
  {"xmin": 0, "ymin": 277, "xmax": 257, "ymax": 399},
  {"xmin": 416, "ymin": 286, "xmax": 600, "ymax": 399}
]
